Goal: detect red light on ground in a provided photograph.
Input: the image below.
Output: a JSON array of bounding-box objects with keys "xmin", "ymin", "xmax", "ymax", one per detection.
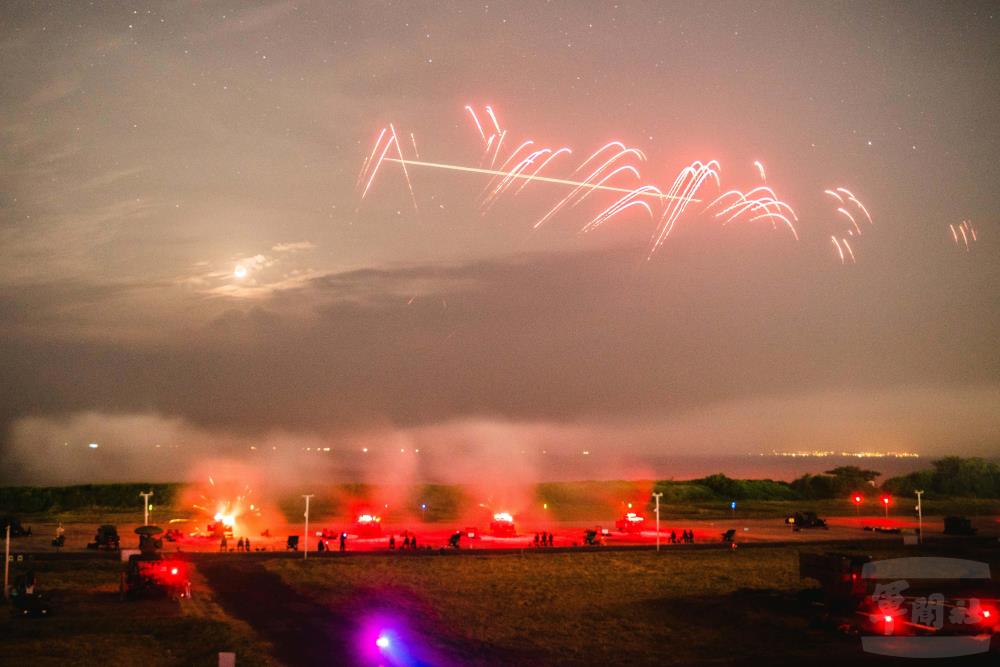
[
  {"xmin": 883, "ymin": 615, "xmax": 893, "ymax": 623},
  {"xmin": 983, "ymin": 610, "xmax": 992, "ymax": 619},
  {"xmin": 882, "ymin": 496, "xmax": 890, "ymax": 505},
  {"xmin": 170, "ymin": 567, "xmax": 179, "ymax": 576},
  {"xmin": 853, "ymin": 495, "xmax": 863, "ymax": 504}
]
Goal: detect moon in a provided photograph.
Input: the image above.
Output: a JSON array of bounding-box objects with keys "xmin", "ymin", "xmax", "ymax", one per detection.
[{"xmin": 233, "ymin": 264, "xmax": 248, "ymax": 279}]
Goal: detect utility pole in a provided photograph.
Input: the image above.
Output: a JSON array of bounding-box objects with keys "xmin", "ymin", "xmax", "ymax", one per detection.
[
  {"xmin": 4, "ymin": 525, "xmax": 9, "ymax": 599},
  {"xmin": 140, "ymin": 490, "xmax": 154, "ymax": 526},
  {"xmin": 915, "ymin": 490, "xmax": 924, "ymax": 544},
  {"xmin": 302, "ymin": 494, "xmax": 315, "ymax": 560},
  {"xmin": 652, "ymin": 492, "xmax": 663, "ymax": 552}
]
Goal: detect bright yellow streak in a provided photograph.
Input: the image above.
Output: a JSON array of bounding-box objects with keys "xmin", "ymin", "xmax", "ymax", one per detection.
[{"xmin": 385, "ymin": 158, "xmax": 699, "ymax": 202}]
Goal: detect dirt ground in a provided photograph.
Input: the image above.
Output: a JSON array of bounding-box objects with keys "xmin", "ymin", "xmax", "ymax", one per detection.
[{"xmin": 13, "ymin": 513, "xmax": 989, "ymax": 555}]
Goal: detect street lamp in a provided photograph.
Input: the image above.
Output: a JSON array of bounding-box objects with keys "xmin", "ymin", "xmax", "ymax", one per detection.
[
  {"xmin": 140, "ymin": 491, "xmax": 154, "ymax": 526},
  {"xmin": 852, "ymin": 493, "xmax": 863, "ymax": 518},
  {"xmin": 302, "ymin": 494, "xmax": 315, "ymax": 560},
  {"xmin": 652, "ymin": 492, "xmax": 663, "ymax": 552},
  {"xmin": 881, "ymin": 495, "xmax": 891, "ymax": 520},
  {"xmin": 730, "ymin": 500, "xmax": 736, "ymax": 519},
  {"xmin": 915, "ymin": 490, "xmax": 924, "ymax": 544},
  {"xmin": 3, "ymin": 525, "xmax": 9, "ymax": 599}
]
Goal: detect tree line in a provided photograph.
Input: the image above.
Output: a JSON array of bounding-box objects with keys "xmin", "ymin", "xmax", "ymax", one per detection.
[{"xmin": 652, "ymin": 457, "xmax": 1000, "ymax": 502}]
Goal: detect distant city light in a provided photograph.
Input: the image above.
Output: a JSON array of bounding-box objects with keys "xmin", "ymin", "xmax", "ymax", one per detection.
[
  {"xmin": 757, "ymin": 450, "xmax": 919, "ymax": 459},
  {"xmin": 88, "ymin": 443, "xmax": 99, "ymax": 449}
]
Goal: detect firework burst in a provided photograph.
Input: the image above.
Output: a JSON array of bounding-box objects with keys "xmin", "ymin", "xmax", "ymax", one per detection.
[{"xmin": 950, "ymin": 220, "xmax": 977, "ymax": 251}]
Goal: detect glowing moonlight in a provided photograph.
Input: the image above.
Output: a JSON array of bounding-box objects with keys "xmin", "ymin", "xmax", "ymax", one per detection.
[{"xmin": 233, "ymin": 264, "xmax": 248, "ymax": 279}]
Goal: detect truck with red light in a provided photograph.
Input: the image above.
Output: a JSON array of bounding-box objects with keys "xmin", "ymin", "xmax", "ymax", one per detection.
[
  {"xmin": 120, "ymin": 525, "xmax": 192, "ymax": 601},
  {"xmin": 207, "ymin": 512, "xmax": 235, "ymax": 540},
  {"xmin": 615, "ymin": 512, "xmax": 646, "ymax": 533},
  {"xmin": 120, "ymin": 554, "xmax": 192, "ymax": 601},
  {"xmin": 489, "ymin": 512, "xmax": 516, "ymax": 537},
  {"xmin": 353, "ymin": 514, "xmax": 382, "ymax": 538},
  {"xmin": 799, "ymin": 552, "xmax": 999, "ymax": 638}
]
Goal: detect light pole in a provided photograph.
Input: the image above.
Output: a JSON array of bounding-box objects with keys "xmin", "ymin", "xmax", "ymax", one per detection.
[
  {"xmin": 4, "ymin": 525, "xmax": 9, "ymax": 599},
  {"xmin": 302, "ymin": 494, "xmax": 314, "ymax": 560},
  {"xmin": 140, "ymin": 491, "xmax": 154, "ymax": 526},
  {"xmin": 882, "ymin": 495, "xmax": 890, "ymax": 520},
  {"xmin": 652, "ymin": 492, "xmax": 663, "ymax": 552},
  {"xmin": 853, "ymin": 494, "xmax": 863, "ymax": 518},
  {"xmin": 915, "ymin": 490, "xmax": 924, "ymax": 544},
  {"xmin": 730, "ymin": 500, "xmax": 736, "ymax": 519}
]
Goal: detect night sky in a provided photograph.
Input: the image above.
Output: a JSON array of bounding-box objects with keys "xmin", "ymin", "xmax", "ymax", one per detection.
[{"xmin": 2, "ymin": 2, "xmax": 998, "ymax": 483}]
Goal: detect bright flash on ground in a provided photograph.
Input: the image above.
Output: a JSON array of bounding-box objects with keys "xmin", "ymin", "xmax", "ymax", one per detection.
[
  {"xmin": 213, "ymin": 512, "xmax": 236, "ymax": 527},
  {"xmin": 233, "ymin": 264, "xmax": 248, "ymax": 279}
]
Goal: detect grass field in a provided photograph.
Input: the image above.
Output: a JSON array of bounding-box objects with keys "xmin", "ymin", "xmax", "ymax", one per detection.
[
  {"xmin": 263, "ymin": 548, "xmax": 840, "ymax": 665},
  {"xmin": 0, "ymin": 558, "xmax": 272, "ymax": 667},
  {"xmin": 4, "ymin": 541, "xmax": 998, "ymax": 665}
]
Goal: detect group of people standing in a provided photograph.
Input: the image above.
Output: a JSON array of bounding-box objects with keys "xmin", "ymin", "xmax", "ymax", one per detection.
[
  {"xmin": 388, "ymin": 531, "xmax": 418, "ymax": 550},
  {"xmin": 533, "ymin": 532, "xmax": 554, "ymax": 547},
  {"xmin": 317, "ymin": 532, "xmax": 348, "ymax": 552},
  {"xmin": 668, "ymin": 529, "xmax": 695, "ymax": 544},
  {"xmin": 219, "ymin": 535, "xmax": 252, "ymax": 552}
]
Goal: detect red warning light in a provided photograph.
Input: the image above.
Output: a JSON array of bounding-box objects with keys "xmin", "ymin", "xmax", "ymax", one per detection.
[{"xmin": 853, "ymin": 494, "xmax": 863, "ymax": 504}]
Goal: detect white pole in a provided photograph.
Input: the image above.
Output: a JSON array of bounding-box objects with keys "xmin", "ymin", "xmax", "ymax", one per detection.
[
  {"xmin": 4, "ymin": 525, "xmax": 9, "ymax": 599},
  {"xmin": 652, "ymin": 492, "xmax": 663, "ymax": 552},
  {"xmin": 302, "ymin": 494, "xmax": 314, "ymax": 560},
  {"xmin": 140, "ymin": 491, "xmax": 154, "ymax": 526},
  {"xmin": 915, "ymin": 490, "xmax": 924, "ymax": 544}
]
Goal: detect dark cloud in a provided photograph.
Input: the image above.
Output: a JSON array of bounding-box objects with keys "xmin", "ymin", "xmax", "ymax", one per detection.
[{"xmin": 1, "ymin": 245, "xmax": 997, "ymax": 483}]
